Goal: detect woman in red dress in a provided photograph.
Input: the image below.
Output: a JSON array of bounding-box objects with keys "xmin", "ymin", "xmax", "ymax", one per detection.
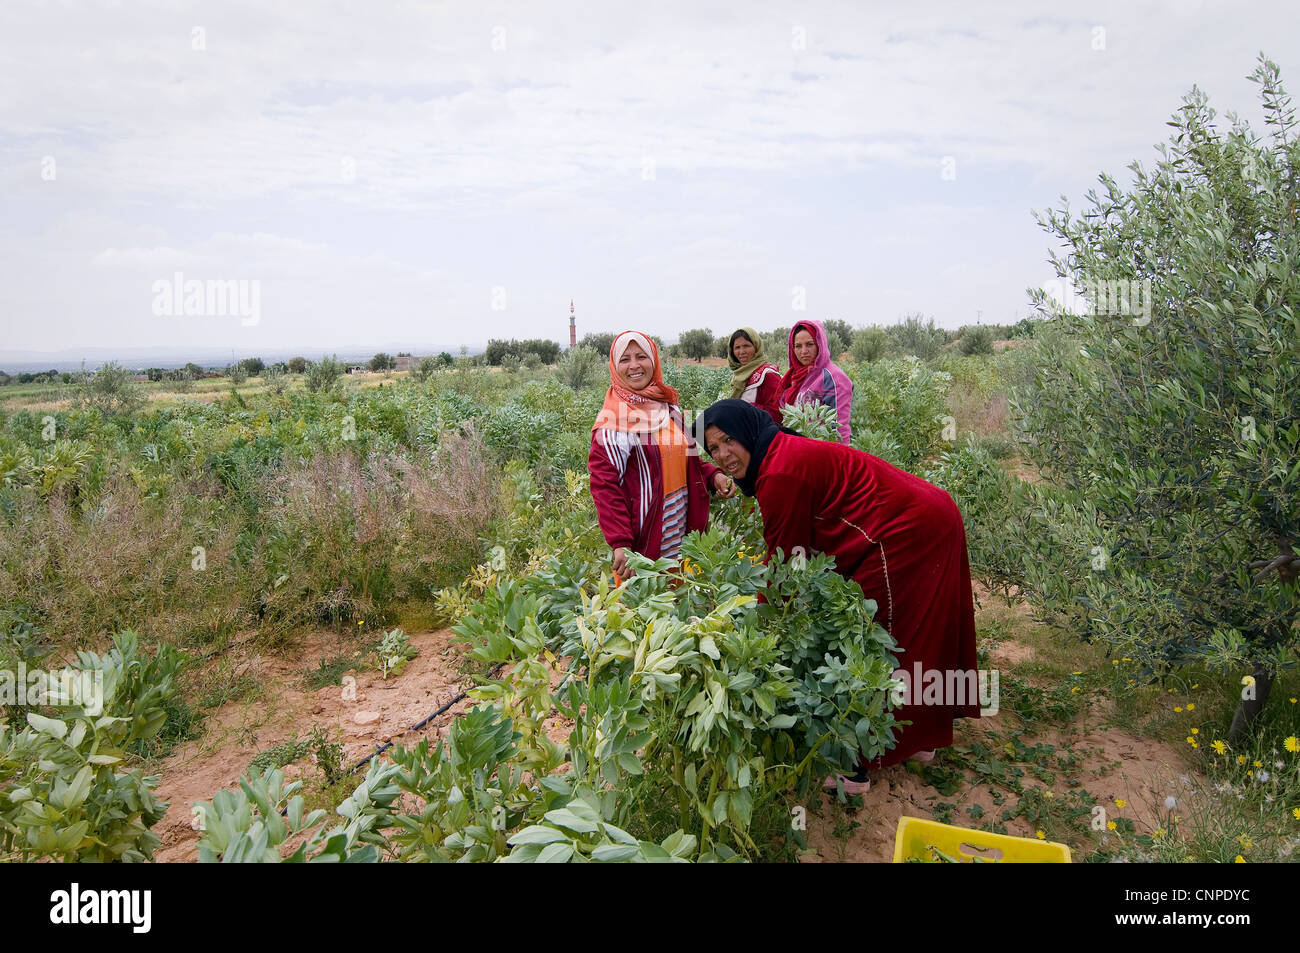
[
  {"xmin": 701, "ymin": 399, "xmax": 980, "ymax": 793},
  {"xmin": 725, "ymin": 327, "xmax": 783, "ymax": 424},
  {"xmin": 589, "ymin": 331, "xmax": 736, "ymax": 583}
]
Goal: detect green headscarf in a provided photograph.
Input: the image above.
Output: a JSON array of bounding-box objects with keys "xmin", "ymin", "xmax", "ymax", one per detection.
[{"xmin": 727, "ymin": 327, "xmax": 770, "ymax": 399}]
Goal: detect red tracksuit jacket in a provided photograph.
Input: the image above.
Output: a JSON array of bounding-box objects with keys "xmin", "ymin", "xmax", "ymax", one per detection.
[{"xmin": 588, "ymin": 408, "xmax": 721, "ymax": 558}]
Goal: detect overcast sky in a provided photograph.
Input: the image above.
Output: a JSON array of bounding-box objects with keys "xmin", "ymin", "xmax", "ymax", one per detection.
[{"xmin": 1, "ymin": 0, "xmax": 1296, "ymax": 357}]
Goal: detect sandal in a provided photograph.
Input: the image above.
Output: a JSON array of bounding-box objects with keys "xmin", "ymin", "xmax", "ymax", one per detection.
[{"xmin": 823, "ymin": 768, "xmax": 871, "ymax": 795}]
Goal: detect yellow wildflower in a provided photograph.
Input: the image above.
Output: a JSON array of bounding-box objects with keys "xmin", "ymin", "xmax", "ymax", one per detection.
[
  {"xmin": 1186, "ymin": 703, "xmax": 1195, "ymax": 711},
  {"xmin": 1071, "ymin": 686, "xmax": 1081, "ymax": 694},
  {"xmin": 1191, "ymin": 728, "xmax": 1199, "ymax": 735},
  {"xmin": 1284, "ymin": 736, "xmax": 1299, "ymax": 753},
  {"xmin": 1072, "ymin": 671, "xmax": 1082, "ymax": 676},
  {"xmin": 1036, "ymin": 830, "xmax": 1046, "ymax": 840},
  {"xmin": 1122, "ymin": 657, "xmax": 1132, "ymax": 662},
  {"xmin": 1115, "ymin": 799, "xmax": 1127, "ymax": 808},
  {"xmin": 1292, "ymin": 808, "xmax": 1300, "ymax": 821},
  {"xmin": 1237, "ymin": 755, "xmax": 1247, "ymax": 764},
  {"xmin": 1234, "ymin": 855, "xmax": 1245, "ymax": 863},
  {"xmin": 1254, "ymin": 760, "xmax": 1263, "ymax": 768},
  {"xmin": 1192, "ymin": 683, "xmax": 1199, "ymax": 689},
  {"xmin": 1107, "ymin": 820, "xmax": 1117, "ymax": 831},
  {"xmin": 1112, "ymin": 660, "xmax": 1120, "ymax": 666},
  {"xmin": 1153, "ymin": 829, "xmax": 1166, "ymax": 839},
  {"xmin": 1211, "ymin": 741, "xmax": 1227, "ymax": 755},
  {"xmin": 1186, "ymin": 736, "xmax": 1195, "ymax": 745},
  {"xmin": 1238, "ymin": 836, "xmax": 1252, "ymax": 850},
  {"xmin": 1291, "ymin": 697, "xmax": 1297, "ymax": 704},
  {"xmin": 1174, "ymin": 706, "xmax": 1183, "ymax": 713}
]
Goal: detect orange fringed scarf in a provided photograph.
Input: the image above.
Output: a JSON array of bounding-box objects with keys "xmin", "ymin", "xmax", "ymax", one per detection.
[{"xmin": 593, "ymin": 329, "xmax": 688, "ymax": 508}]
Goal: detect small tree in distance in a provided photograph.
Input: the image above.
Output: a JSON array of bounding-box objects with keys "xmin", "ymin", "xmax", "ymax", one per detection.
[{"xmin": 677, "ymin": 329, "xmax": 714, "ymax": 363}]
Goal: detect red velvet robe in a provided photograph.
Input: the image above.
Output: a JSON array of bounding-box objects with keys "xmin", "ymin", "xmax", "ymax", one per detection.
[{"xmin": 754, "ymin": 431, "xmax": 981, "ymax": 767}]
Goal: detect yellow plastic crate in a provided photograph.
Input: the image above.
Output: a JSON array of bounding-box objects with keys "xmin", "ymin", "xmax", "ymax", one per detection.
[{"xmin": 892, "ymin": 815, "xmax": 1072, "ymax": 863}]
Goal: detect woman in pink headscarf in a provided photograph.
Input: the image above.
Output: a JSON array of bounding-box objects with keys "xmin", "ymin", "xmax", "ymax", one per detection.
[{"xmin": 778, "ymin": 319, "xmax": 854, "ymax": 443}]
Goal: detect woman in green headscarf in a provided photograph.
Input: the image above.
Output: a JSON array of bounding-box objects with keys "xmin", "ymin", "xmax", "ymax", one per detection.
[{"xmin": 726, "ymin": 328, "xmax": 782, "ymax": 424}]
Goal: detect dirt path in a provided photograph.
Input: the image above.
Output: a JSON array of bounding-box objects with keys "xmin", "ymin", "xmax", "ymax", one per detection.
[
  {"xmin": 153, "ymin": 627, "xmax": 476, "ymax": 862},
  {"xmin": 152, "ymin": 593, "xmax": 1197, "ymax": 863}
]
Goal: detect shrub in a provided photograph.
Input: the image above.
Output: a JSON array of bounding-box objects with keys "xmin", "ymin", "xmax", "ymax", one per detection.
[
  {"xmin": 263, "ymin": 364, "xmax": 288, "ymax": 394},
  {"xmin": 555, "ymin": 346, "xmax": 602, "ymax": 390},
  {"xmin": 851, "ymin": 327, "xmax": 889, "ymax": 363},
  {"xmin": 677, "ymin": 329, "xmax": 715, "ymax": 363},
  {"xmin": 1010, "ymin": 54, "xmax": 1300, "ymax": 737},
  {"xmin": 255, "ymin": 433, "xmax": 498, "ymax": 633},
  {"xmin": 885, "ymin": 314, "xmax": 947, "ymax": 362},
  {"xmin": 74, "ymin": 362, "xmax": 144, "ymax": 417},
  {"xmin": 958, "ymin": 325, "xmax": 995, "ymax": 356},
  {"xmin": 848, "ymin": 357, "xmax": 952, "ymax": 471},
  {"xmin": 306, "ymin": 355, "xmax": 345, "ymax": 394},
  {"xmin": 0, "ymin": 631, "xmax": 179, "ymax": 862},
  {"xmin": 578, "ymin": 333, "xmax": 616, "ymax": 360}
]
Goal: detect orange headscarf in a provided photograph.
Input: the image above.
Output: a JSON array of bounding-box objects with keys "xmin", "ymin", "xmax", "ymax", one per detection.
[
  {"xmin": 593, "ymin": 330, "xmax": 688, "ymax": 503},
  {"xmin": 593, "ymin": 331, "xmax": 681, "ymax": 434}
]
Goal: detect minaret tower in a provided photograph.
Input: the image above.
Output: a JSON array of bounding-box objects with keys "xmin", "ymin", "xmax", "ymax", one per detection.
[{"xmin": 569, "ymin": 300, "xmax": 577, "ymax": 348}]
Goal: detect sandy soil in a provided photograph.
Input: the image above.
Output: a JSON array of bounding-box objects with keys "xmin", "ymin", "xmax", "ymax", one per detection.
[
  {"xmin": 798, "ymin": 713, "xmax": 1190, "ymax": 863},
  {"xmin": 153, "ymin": 627, "xmax": 479, "ymax": 862},
  {"xmin": 152, "ymin": 598, "xmax": 1195, "ymax": 864}
]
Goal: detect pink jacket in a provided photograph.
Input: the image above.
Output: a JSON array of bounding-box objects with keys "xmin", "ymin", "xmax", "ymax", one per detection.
[{"xmin": 783, "ymin": 320, "xmax": 854, "ymax": 443}]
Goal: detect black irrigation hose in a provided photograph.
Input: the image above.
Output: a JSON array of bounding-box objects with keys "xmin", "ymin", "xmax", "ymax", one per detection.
[{"xmin": 332, "ymin": 661, "xmax": 508, "ymax": 783}]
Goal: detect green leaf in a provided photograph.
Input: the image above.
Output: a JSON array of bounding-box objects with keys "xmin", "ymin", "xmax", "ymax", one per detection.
[
  {"xmin": 26, "ymin": 713, "xmax": 68, "ymax": 739},
  {"xmin": 591, "ymin": 843, "xmax": 640, "ymax": 862},
  {"xmin": 535, "ymin": 842, "xmax": 576, "ymax": 863},
  {"xmin": 508, "ymin": 825, "xmax": 571, "ymax": 846},
  {"xmin": 543, "ymin": 808, "xmax": 600, "ymax": 835}
]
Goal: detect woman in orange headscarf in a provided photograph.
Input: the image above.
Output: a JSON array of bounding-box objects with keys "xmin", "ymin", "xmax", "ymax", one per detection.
[{"xmin": 589, "ymin": 331, "xmax": 736, "ymax": 581}]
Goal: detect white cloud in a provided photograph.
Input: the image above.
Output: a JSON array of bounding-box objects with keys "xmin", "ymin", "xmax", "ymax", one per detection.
[{"xmin": 1, "ymin": 0, "xmax": 1296, "ymax": 353}]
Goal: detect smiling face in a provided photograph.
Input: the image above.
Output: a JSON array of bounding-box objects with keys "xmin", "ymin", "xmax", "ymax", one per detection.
[
  {"xmin": 792, "ymin": 328, "xmax": 818, "ymax": 367},
  {"xmin": 731, "ymin": 334, "xmax": 756, "ymax": 364},
  {"xmin": 618, "ymin": 340, "xmax": 654, "ymax": 390},
  {"xmin": 704, "ymin": 425, "xmax": 751, "ymax": 480}
]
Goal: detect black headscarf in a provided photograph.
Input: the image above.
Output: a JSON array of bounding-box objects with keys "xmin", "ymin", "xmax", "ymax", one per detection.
[{"xmin": 700, "ymin": 399, "xmax": 798, "ymax": 496}]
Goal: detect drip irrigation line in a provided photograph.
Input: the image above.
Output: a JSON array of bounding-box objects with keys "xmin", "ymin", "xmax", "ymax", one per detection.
[{"xmin": 333, "ymin": 661, "xmax": 508, "ymax": 783}]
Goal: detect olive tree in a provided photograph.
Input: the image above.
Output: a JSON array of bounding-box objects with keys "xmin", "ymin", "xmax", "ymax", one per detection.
[
  {"xmin": 677, "ymin": 329, "xmax": 715, "ymax": 363},
  {"xmin": 1010, "ymin": 55, "xmax": 1299, "ymax": 738}
]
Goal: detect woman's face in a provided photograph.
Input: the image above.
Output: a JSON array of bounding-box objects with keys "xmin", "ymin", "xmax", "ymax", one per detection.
[
  {"xmin": 792, "ymin": 328, "xmax": 818, "ymax": 367},
  {"xmin": 731, "ymin": 335, "xmax": 756, "ymax": 364},
  {"xmin": 618, "ymin": 340, "xmax": 654, "ymax": 390},
  {"xmin": 704, "ymin": 425, "xmax": 752, "ymax": 480}
]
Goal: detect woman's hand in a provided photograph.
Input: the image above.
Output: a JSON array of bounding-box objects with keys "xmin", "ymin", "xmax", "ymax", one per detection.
[
  {"xmin": 612, "ymin": 547, "xmax": 630, "ymax": 578},
  {"xmin": 712, "ymin": 471, "xmax": 738, "ymax": 499}
]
